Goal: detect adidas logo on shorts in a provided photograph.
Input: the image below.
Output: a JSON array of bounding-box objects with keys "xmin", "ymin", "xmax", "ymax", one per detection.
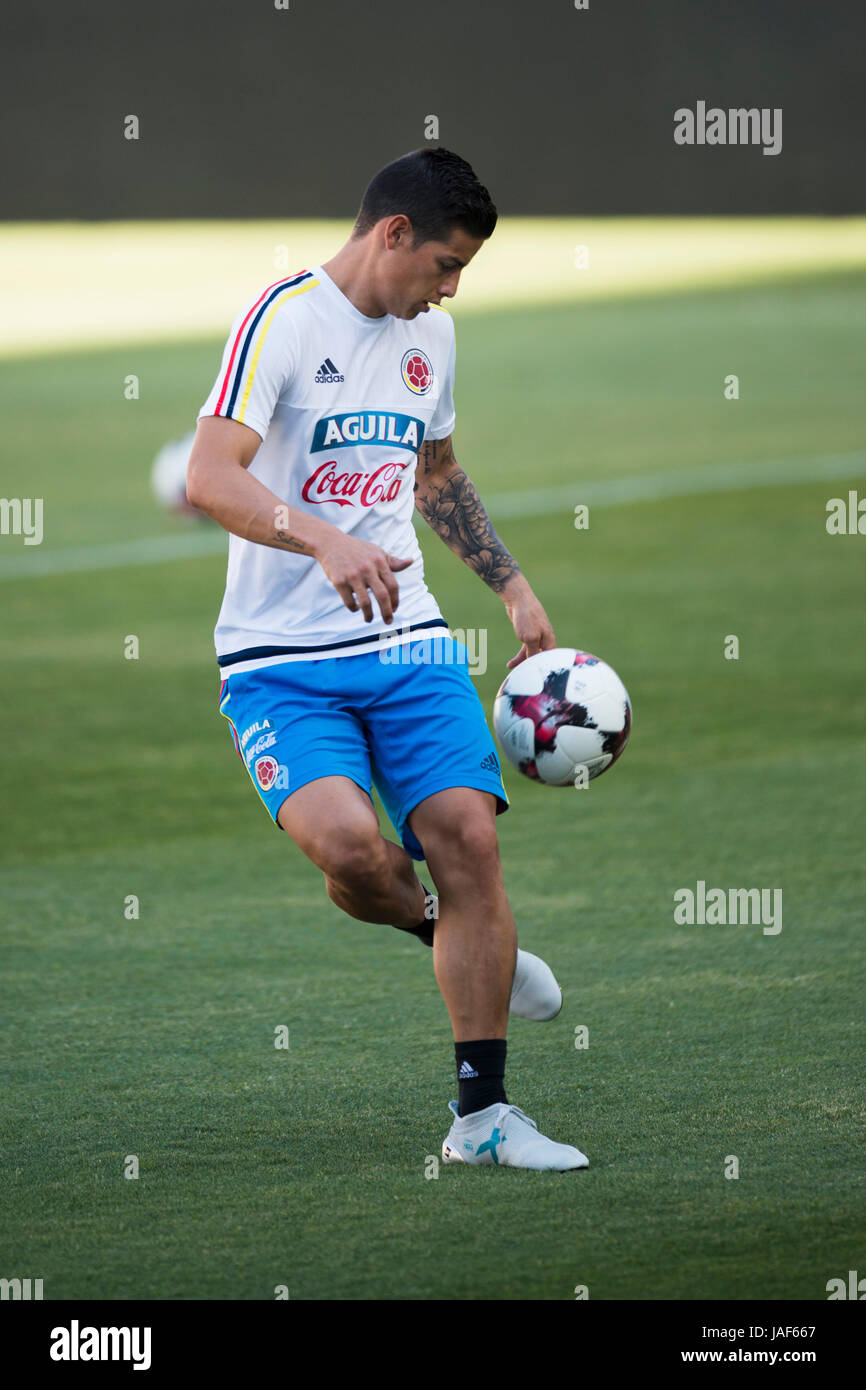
[
  {"xmin": 315, "ymin": 357, "xmax": 344, "ymax": 383},
  {"xmin": 479, "ymin": 750, "xmax": 500, "ymax": 773}
]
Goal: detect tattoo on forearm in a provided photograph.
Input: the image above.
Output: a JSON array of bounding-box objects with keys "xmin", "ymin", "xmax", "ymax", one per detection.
[
  {"xmin": 275, "ymin": 529, "xmax": 312, "ymax": 554},
  {"xmin": 418, "ymin": 437, "xmax": 450, "ymax": 477},
  {"xmin": 415, "ymin": 465, "xmax": 521, "ymax": 593}
]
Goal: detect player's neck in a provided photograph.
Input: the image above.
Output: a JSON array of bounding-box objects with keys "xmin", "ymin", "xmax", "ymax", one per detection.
[{"xmin": 320, "ymin": 245, "xmax": 388, "ymax": 320}]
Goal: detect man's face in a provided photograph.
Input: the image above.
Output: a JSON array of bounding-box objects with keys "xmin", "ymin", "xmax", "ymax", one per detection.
[{"xmin": 385, "ymin": 223, "xmax": 485, "ymax": 319}]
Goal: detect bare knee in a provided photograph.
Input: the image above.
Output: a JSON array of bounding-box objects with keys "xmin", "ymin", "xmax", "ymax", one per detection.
[
  {"xmin": 319, "ymin": 827, "xmax": 392, "ymax": 898},
  {"xmin": 278, "ymin": 780, "xmax": 387, "ymax": 888},
  {"xmin": 423, "ymin": 814, "xmax": 501, "ymax": 887}
]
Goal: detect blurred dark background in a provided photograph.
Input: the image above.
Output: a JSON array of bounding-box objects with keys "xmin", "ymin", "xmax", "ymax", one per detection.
[{"xmin": 2, "ymin": 0, "xmax": 863, "ymax": 219}]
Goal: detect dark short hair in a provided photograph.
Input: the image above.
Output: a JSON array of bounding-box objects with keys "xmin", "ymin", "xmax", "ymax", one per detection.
[{"xmin": 352, "ymin": 147, "xmax": 498, "ymax": 246}]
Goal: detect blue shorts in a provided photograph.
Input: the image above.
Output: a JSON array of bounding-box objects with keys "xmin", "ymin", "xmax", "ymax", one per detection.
[{"xmin": 218, "ymin": 635, "xmax": 509, "ymax": 861}]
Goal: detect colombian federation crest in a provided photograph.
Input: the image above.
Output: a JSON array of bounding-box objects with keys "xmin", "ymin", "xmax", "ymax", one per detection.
[
  {"xmin": 401, "ymin": 348, "xmax": 433, "ymax": 395},
  {"xmin": 254, "ymin": 754, "xmax": 280, "ymax": 791}
]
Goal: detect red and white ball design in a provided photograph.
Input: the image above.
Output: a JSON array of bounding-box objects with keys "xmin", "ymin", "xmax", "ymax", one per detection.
[
  {"xmin": 401, "ymin": 348, "xmax": 433, "ymax": 395},
  {"xmin": 493, "ymin": 649, "xmax": 631, "ymax": 786},
  {"xmin": 254, "ymin": 755, "xmax": 280, "ymax": 791}
]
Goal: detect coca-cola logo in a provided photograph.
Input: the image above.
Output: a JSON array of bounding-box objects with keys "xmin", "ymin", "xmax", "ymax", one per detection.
[{"xmin": 300, "ymin": 458, "xmax": 409, "ymax": 508}]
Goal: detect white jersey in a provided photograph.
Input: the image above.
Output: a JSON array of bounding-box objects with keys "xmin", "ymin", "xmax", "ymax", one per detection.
[{"xmin": 197, "ymin": 264, "xmax": 456, "ymax": 673}]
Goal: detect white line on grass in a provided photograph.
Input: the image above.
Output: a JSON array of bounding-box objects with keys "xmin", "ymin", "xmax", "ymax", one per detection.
[
  {"xmin": 486, "ymin": 450, "xmax": 866, "ymax": 519},
  {"xmin": 1, "ymin": 450, "xmax": 863, "ymax": 581}
]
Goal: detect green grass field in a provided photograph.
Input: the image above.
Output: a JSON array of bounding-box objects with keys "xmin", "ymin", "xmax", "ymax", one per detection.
[{"xmin": 1, "ymin": 225, "xmax": 864, "ymax": 1300}]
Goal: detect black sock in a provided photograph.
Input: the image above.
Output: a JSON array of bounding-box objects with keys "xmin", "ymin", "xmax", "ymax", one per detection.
[
  {"xmin": 395, "ymin": 882, "xmax": 437, "ymax": 948},
  {"xmin": 455, "ymin": 1038, "xmax": 507, "ymax": 1116}
]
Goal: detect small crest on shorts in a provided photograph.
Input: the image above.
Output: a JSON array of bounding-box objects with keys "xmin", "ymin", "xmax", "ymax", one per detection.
[{"xmin": 254, "ymin": 755, "xmax": 280, "ymax": 791}]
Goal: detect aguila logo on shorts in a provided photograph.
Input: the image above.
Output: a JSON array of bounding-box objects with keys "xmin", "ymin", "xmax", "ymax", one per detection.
[
  {"xmin": 254, "ymin": 755, "xmax": 280, "ymax": 791},
  {"xmin": 241, "ymin": 718, "xmax": 271, "ymax": 750},
  {"xmin": 401, "ymin": 348, "xmax": 433, "ymax": 395},
  {"xmin": 301, "ymin": 458, "xmax": 410, "ymax": 507}
]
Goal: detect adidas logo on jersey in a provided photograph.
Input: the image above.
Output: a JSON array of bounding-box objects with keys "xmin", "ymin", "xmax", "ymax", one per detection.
[
  {"xmin": 479, "ymin": 751, "xmax": 500, "ymax": 773},
  {"xmin": 315, "ymin": 358, "xmax": 344, "ymax": 383},
  {"xmin": 458, "ymin": 1060, "xmax": 479, "ymax": 1079}
]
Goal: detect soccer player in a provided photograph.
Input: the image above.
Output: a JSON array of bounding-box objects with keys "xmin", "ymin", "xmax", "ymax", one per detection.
[{"xmin": 187, "ymin": 147, "xmax": 588, "ymax": 1171}]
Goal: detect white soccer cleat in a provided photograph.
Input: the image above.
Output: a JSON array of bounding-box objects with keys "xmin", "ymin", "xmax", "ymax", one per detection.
[
  {"xmin": 412, "ymin": 890, "xmax": 561, "ymax": 1022},
  {"xmin": 510, "ymin": 948, "xmax": 563, "ymax": 1021},
  {"xmin": 441, "ymin": 1100, "xmax": 589, "ymax": 1171}
]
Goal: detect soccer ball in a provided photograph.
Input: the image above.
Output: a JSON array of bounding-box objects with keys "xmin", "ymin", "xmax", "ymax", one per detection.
[
  {"xmin": 151, "ymin": 431, "xmax": 206, "ymax": 518},
  {"xmin": 493, "ymin": 648, "xmax": 631, "ymax": 786}
]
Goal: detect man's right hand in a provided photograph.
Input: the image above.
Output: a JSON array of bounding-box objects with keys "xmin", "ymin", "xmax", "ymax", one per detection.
[
  {"xmin": 187, "ymin": 418, "xmax": 413, "ymax": 626},
  {"xmin": 313, "ymin": 531, "xmax": 413, "ymax": 624}
]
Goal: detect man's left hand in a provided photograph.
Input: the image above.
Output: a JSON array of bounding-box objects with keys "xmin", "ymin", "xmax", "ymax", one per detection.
[{"xmin": 502, "ymin": 576, "xmax": 557, "ymax": 669}]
